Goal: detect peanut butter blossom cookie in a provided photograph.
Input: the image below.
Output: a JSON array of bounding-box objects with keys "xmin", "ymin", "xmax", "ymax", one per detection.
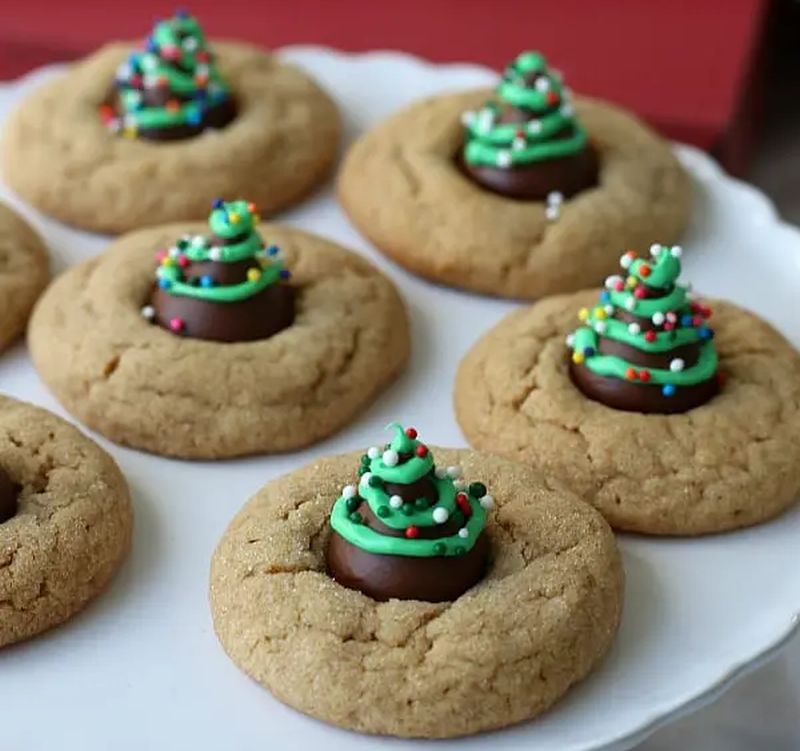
[
  {"xmin": 0, "ymin": 203, "xmax": 49, "ymax": 354},
  {"xmin": 144, "ymin": 199, "xmax": 293, "ymax": 342},
  {"xmin": 1, "ymin": 14, "xmax": 339, "ymax": 233},
  {"xmin": 29, "ymin": 214, "xmax": 408, "ymax": 458},
  {"xmin": 455, "ymin": 244, "xmax": 800, "ymax": 534},
  {"xmin": 568, "ymin": 244, "xmax": 719, "ymax": 413},
  {"xmin": 461, "ymin": 51, "xmax": 597, "ymax": 200},
  {"xmin": 328, "ymin": 424, "xmax": 492, "ymax": 602},
  {"xmin": 338, "ymin": 49, "xmax": 688, "ymax": 299},
  {"xmin": 0, "ymin": 395, "xmax": 132, "ymax": 647},
  {"xmin": 211, "ymin": 447, "xmax": 623, "ymax": 737},
  {"xmin": 101, "ymin": 11, "xmax": 235, "ymax": 140}
]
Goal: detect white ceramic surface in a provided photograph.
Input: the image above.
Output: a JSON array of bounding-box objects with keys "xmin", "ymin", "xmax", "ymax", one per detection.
[{"xmin": 0, "ymin": 47, "xmax": 798, "ymax": 751}]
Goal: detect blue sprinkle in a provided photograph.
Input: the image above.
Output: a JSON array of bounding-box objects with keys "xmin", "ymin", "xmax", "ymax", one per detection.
[
  {"xmin": 200, "ymin": 275, "xmax": 214, "ymax": 288},
  {"xmin": 662, "ymin": 384, "xmax": 676, "ymax": 397},
  {"xmin": 681, "ymin": 314, "xmax": 693, "ymax": 327},
  {"xmin": 698, "ymin": 327, "xmax": 714, "ymax": 340},
  {"xmin": 146, "ymin": 38, "xmax": 158, "ymax": 53},
  {"xmin": 267, "ymin": 245, "xmax": 280, "ymax": 256},
  {"xmin": 158, "ymin": 278, "xmax": 172, "ymax": 289},
  {"xmin": 175, "ymin": 8, "xmax": 189, "ymax": 18},
  {"xmin": 279, "ymin": 269, "xmax": 291, "ymax": 280},
  {"xmin": 599, "ymin": 291, "xmax": 610, "ymax": 303},
  {"xmin": 212, "ymin": 198, "xmax": 224, "ymax": 210},
  {"xmin": 187, "ymin": 109, "xmax": 202, "ymax": 126},
  {"xmin": 584, "ymin": 347, "xmax": 595, "ymax": 357}
]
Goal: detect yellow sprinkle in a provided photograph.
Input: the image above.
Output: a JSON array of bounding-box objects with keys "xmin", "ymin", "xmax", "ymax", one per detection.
[
  {"xmin": 578, "ymin": 307, "xmax": 589, "ymax": 322},
  {"xmin": 161, "ymin": 257, "xmax": 174, "ymax": 267},
  {"xmin": 626, "ymin": 276, "xmax": 637, "ymax": 288},
  {"xmin": 122, "ymin": 126, "xmax": 137, "ymax": 139},
  {"xmin": 229, "ymin": 212, "xmax": 240, "ymax": 224},
  {"xmin": 594, "ymin": 307, "xmax": 606, "ymax": 319},
  {"xmin": 247, "ymin": 268, "xmax": 262, "ymax": 282},
  {"xmin": 572, "ymin": 352, "xmax": 585, "ymax": 364}
]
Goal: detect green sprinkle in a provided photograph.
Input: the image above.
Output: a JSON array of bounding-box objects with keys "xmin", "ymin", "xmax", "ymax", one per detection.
[
  {"xmin": 348, "ymin": 512, "xmax": 362, "ymax": 524},
  {"xmin": 433, "ymin": 542, "xmax": 446, "ymax": 556},
  {"xmin": 469, "ymin": 482, "xmax": 487, "ymax": 498},
  {"xmin": 376, "ymin": 506, "xmax": 390, "ymax": 518},
  {"xmin": 402, "ymin": 503, "xmax": 414, "ymax": 516},
  {"xmin": 414, "ymin": 498, "xmax": 429, "ymax": 509},
  {"xmin": 360, "ymin": 455, "xmax": 370, "ymax": 465},
  {"xmin": 368, "ymin": 475, "xmax": 383, "ymax": 488},
  {"xmin": 454, "ymin": 545, "xmax": 466, "ymax": 556},
  {"xmin": 345, "ymin": 497, "xmax": 359, "ymax": 513},
  {"xmin": 358, "ymin": 467, "xmax": 368, "ymax": 476}
]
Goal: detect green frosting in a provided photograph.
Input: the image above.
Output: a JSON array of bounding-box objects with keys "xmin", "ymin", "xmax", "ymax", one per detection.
[
  {"xmin": 567, "ymin": 245, "xmax": 717, "ymax": 396},
  {"xmin": 462, "ymin": 50, "xmax": 588, "ymax": 168},
  {"xmin": 109, "ymin": 11, "xmax": 231, "ymax": 135},
  {"xmin": 155, "ymin": 199, "xmax": 288, "ymax": 303},
  {"xmin": 330, "ymin": 424, "xmax": 492, "ymax": 558}
]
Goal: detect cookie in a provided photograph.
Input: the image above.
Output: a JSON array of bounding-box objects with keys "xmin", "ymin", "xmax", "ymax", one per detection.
[
  {"xmin": 338, "ymin": 85, "xmax": 688, "ymax": 299},
  {"xmin": 455, "ymin": 288, "xmax": 800, "ymax": 534},
  {"xmin": 210, "ymin": 447, "xmax": 623, "ymax": 738},
  {"xmin": 0, "ymin": 203, "xmax": 49, "ymax": 353},
  {"xmin": 28, "ymin": 221, "xmax": 409, "ymax": 459},
  {"xmin": 1, "ymin": 17, "xmax": 340, "ymax": 233},
  {"xmin": 0, "ymin": 395, "xmax": 132, "ymax": 647}
]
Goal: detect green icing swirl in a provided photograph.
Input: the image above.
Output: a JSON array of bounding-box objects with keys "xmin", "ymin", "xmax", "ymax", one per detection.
[
  {"xmin": 111, "ymin": 12, "xmax": 231, "ymax": 135},
  {"xmin": 462, "ymin": 50, "xmax": 587, "ymax": 168},
  {"xmin": 155, "ymin": 199, "xmax": 288, "ymax": 303},
  {"xmin": 330, "ymin": 424, "xmax": 492, "ymax": 558},
  {"xmin": 567, "ymin": 245, "xmax": 717, "ymax": 395}
]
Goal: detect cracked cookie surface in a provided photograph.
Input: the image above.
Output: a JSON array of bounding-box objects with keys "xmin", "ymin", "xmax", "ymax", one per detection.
[
  {"xmin": 338, "ymin": 91, "xmax": 689, "ymax": 299},
  {"xmin": 0, "ymin": 395, "xmax": 132, "ymax": 647},
  {"xmin": 209, "ymin": 449, "xmax": 623, "ymax": 738},
  {"xmin": 28, "ymin": 223, "xmax": 409, "ymax": 459},
  {"xmin": 455, "ymin": 291, "xmax": 800, "ymax": 534},
  {"xmin": 1, "ymin": 43, "xmax": 340, "ymax": 234},
  {"xmin": 0, "ymin": 203, "xmax": 48, "ymax": 352}
]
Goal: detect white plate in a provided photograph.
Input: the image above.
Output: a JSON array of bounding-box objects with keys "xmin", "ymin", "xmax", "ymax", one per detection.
[{"xmin": 0, "ymin": 47, "xmax": 798, "ymax": 751}]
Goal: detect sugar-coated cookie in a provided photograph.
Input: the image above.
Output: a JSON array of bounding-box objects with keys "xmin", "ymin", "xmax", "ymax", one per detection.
[
  {"xmin": 0, "ymin": 203, "xmax": 48, "ymax": 352},
  {"xmin": 0, "ymin": 396, "xmax": 132, "ymax": 647},
  {"xmin": 1, "ymin": 13, "xmax": 339, "ymax": 233},
  {"xmin": 210, "ymin": 439, "xmax": 623, "ymax": 738},
  {"xmin": 28, "ymin": 210, "xmax": 409, "ymax": 459},
  {"xmin": 456, "ymin": 246, "xmax": 800, "ymax": 534},
  {"xmin": 338, "ymin": 51, "xmax": 688, "ymax": 299}
]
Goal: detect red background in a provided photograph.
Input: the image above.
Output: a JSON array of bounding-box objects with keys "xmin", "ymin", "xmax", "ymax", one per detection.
[{"xmin": 0, "ymin": 0, "xmax": 770, "ymax": 173}]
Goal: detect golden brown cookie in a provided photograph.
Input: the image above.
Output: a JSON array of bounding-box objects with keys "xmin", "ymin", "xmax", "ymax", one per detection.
[
  {"xmin": 28, "ymin": 223, "xmax": 409, "ymax": 459},
  {"xmin": 338, "ymin": 91, "xmax": 689, "ymax": 299},
  {"xmin": 0, "ymin": 203, "xmax": 48, "ymax": 352},
  {"xmin": 0, "ymin": 395, "xmax": 132, "ymax": 647},
  {"xmin": 210, "ymin": 449, "xmax": 623, "ymax": 738},
  {"xmin": 1, "ymin": 42, "xmax": 340, "ymax": 233},
  {"xmin": 455, "ymin": 291, "xmax": 800, "ymax": 534}
]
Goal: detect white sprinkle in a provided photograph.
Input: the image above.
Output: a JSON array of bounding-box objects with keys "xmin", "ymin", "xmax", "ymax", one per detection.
[
  {"xmin": 389, "ymin": 495, "xmax": 403, "ymax": 509},
  {"xmin": 652, "ymin": 312, "xmax": 665, "ymax": 326},
  {"xmin": 477, "ymin": 108, "xmax": 494, "ymax": 133},
  {"xmin": 535, "ymin": 77, "xmax": 550, "ymax": 92},
  {"xmin": 142, "ymin": 54, "xmax": 158, "ymax": 71},
  {"xmin": 528, "ymin": 119, "xmax": 542, "ymax": 134},
  {"xmin": 628, "ymin": 323, "xmax": 641, "ymax": 335},
  {"xmin": 666, "ymin": 311, "xmax": 678, "ymax": 323},
  {"xmin": 670, "ymin": 358, "xmax": 685, "ymax": 372},
  {"xmin": 595, "ymin": 321, "xmax": 606, "ymax": 334},
  {"xmin": 461, "ymin": 110, "xmax": 476, "ymax": 126},
  {"xmin": 458, "ymin": 528, "xmax": 470, "ymax": 539},
  {"xmin": 208, "ymin": 247, "xmax": 222, "ymax": 261},
  {"xmin": 432, "ymin": 507, "xmax": 449, "ymax": 524},
  {"xmin": 650, "ymin": 243, "xmax": 662, "ymax": 256},
  {"xmin": 496, "ymin": 150, "xmax": 512, "ymax": 168},
  {"xmin": 604, "ymin": 305, "xmax": 614, "ymax": 316},
  {"xmin": 435, "ymin": 467, "xmax": 447, "ymax": 479},
  {"xmin": 670, "ymin": 245, "xmax": 683, "ymax": 258},
  {"xmin": 545, "ymin": 205, "xmax": 560, "ymax": 221},
  {"xmin": 168, "ymin": 246, "xmax": 181, "ymax": 258},
  {"xmin": 183, "ymin": 36, "xmax": 198, "ymax": 51},
  {"xmin": 359, "ymin": 472, "xmax": 372, "ymax": 485},
  {"xmin": 512, "ymin": 136, "xmax": 526, "ymax": 151},
  {"xmin": 446, "ymin": 465, "xmax": 462, "ymax": 480},
  {"xmin": 191, "ymin": 234, "xmax": 206, "ymax": 248},
  {"xmin": 566, "ymin": 333, "xmax": 575, "ymax": 347},
  {"xmin": 342, "ymin": 485, "xmax": 357, "ymax": 499},
  {"xmin": 367, "ymin": 446, "xmax": 380, "ymax": 460},
  {"xmin": 547, "ymin": 191, "xmax": 564, "ymax": 206},
  {"xmin": 116, "ymin": 63, "xmax": 132, "ymax": 79},
  {"xmin": 479, "ymin": 494, "xmax": 494, "ymax": 510},
  {"xmin": 625, "ymin": 297, "xmax": 637, "ymax": 312},
  {"xmin": 560, "ymin": 103, "xmax": 574, "ymax": 117},
  {"xmin": 453, "ymin": 479, "xmax": 467, "ymax": 491},
  {"xmin": 382, "ymin": 449, "xmax": 399, "ymax": 467},
  {"xmin": 620, "ymin": 254, "xmax": 633, "ymax": 269},
  {"xmin": 141, "ymin": 305, "xmax": 155, "ymax": 320},
  {"xmin": 605, "ymin": 275, "xmax": 622, "ymax": 289}
]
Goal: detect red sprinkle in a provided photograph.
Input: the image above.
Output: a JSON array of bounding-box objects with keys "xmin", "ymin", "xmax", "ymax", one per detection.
[
  {"xmin": 415, "ymin": 445, "xmax": 428, "ymax": 458},
  {"xmin": 664, "ymin": 322, "xmax": 675, "ymax": 331},
  {"xmin": 634, "ymin": 286, "xmax": 647, "ymax": 299},
  {"xmin": 639, "ymin": 264, "xmax": 651, "ymax": 277},
  {"xmin": 645, "ymin": 331, "xmax": 656, "ymax": 343},
  {"xmin": 546, "ymin": 91, "xmax": 559, "ymax": 105},
  {"xmin": 177, "ymin": 255, "xmax": 190, "ymax": 268},
  {"xmin": 692, "ymin": 315, "xmax": 703, "ymax": 326},
  {"xmin": 98, "ymin": 104, "xmax": 115, "ymax": 121},
  {"xmin": 639, "ymin": 370, "xmax": 651, "ymax": 382},
  {"xmin": 405, "ymin": 526, "xmax": 420, "ymax": 539},
  {"xmin": 625, "ymin": 367, "xmax": 638, "ymax": 381},
  {"xmin": 405, "ymin": 427, "xmax": 418, "ymax": 439},
  {"xmin": 155, "ymin": 250, "xmax": 167, "ymax": 262},
  {"xmin": 614, "ymin": 280, "xmax": 625, "ymax": 291},
  {"xmin": 169, "ymin": 317, "xmax": 185, "ymax": 333},
  {"xmin": 456, "ymin": 493, "xmax": 472, "ymax": 517},
  {"xmin": 130, "ymin": 74, "xmax": 142, "ymax": 87},
  {"xmin": 196, "ymin": 51, "xmax": 209, "ymax": 62}
]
